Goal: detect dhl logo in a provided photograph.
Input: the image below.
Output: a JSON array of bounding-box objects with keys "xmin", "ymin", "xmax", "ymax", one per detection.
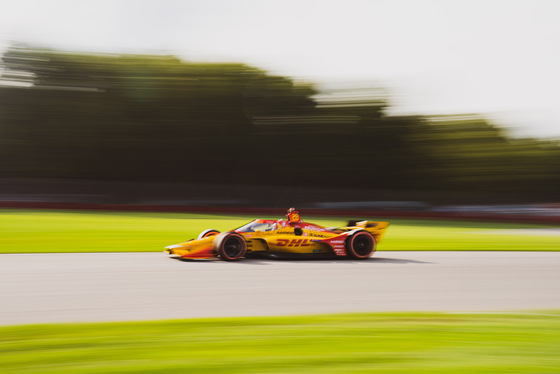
[{"xmin": 276, "ymin": 238, "xmax": 312, "ymax": 247}]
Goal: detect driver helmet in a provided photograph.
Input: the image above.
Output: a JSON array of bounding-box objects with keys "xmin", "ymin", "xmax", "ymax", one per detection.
[{"xmin": 286, "ymin": 207, "xmax": 302, "ymax": 223}]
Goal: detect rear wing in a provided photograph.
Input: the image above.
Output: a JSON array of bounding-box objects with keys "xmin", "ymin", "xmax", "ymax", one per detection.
[{"xmin": 345, "ymin": 220, "xmax": 390, "ymax": 244}]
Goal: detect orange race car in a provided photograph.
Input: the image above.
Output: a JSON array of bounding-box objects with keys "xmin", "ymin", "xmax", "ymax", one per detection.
[{"xmin": 165, "ymin": 208, "xmax": 390, "ymax": 261}]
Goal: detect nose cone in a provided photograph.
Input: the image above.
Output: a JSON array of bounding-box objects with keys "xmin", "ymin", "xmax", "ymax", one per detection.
[
  {"xmin": 163, "ymin": 238, "xmax": 215, "ymax": 259},
  {"xmin": 164, "ymin": 243, "xmax": 188, "ymax": 255}
]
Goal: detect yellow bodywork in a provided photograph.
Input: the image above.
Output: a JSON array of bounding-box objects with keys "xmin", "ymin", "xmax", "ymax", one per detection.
[
  {"xmin": 349, "ymin": 220, "xmax": 390, "ymax": 245},
  {"xmin": 165, "ymin": 219, "xmax": 389, "ymax": 259}
]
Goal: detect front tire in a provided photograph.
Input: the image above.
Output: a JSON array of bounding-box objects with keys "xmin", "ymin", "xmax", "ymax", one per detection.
[
  {"xmin": 213, "ymin": 232, "xmax": 247, "ymax": 261},
  {"xmin": 346, "ymin": 231, "xmax": 375, "ymax": 259},
  {"xmin": 197, "ymin": 229, "xmax": 220, "ymax": 240}
]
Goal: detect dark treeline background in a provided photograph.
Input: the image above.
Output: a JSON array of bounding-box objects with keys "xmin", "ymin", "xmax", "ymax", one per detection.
[{"xmin": 1, "ymin": 46, "xmax": 558, "ymax": 204}]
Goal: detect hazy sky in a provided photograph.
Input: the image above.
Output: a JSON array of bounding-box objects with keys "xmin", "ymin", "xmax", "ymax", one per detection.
[{"xmin": 1, "ymin": 0, "xmax": 559, "ymax": 138}]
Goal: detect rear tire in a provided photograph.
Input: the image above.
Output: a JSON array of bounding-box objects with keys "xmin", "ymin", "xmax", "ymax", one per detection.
[
  {"xmin": 197, "ymin": 229, "xmax": 220, "ymax": 240},
  {"xmin": 346, "ymin": 231, "xmax": 375, "ymax": 259},
  {"xmin": 213, "ymin": 232, "xmax": 247, "ymax": 261}
]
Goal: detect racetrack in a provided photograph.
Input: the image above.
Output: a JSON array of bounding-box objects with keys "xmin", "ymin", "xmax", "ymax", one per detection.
[{"xmin": 1, "ymin": 251, "xmax": 559, "ymax": 325}]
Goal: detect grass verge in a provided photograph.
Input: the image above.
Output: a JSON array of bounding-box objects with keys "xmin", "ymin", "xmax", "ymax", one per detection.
[
  {"xmin": 1, "ymin": 312, "xmax": 559, "ymax": 373},
  {"xmin": 1, "ymin": 209, "xmax": 559, "ymax": 253}
]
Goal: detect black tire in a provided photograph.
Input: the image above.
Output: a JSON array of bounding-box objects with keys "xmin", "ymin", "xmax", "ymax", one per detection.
[
  {"xmin": 346, "ymin": 231, "xmax": 375, "ymax": 259},
  {"xmin": 213, "ymin": 232, "xmax": 247, "ymax": 261},
  {"xmin": 197, "ymin": 229, "xmax": 221, "ymax": 240}
]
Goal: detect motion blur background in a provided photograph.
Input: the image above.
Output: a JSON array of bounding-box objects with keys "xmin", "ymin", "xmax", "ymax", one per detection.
[{"xmin": 1, "ymin": 0, "xmax": 559, "ymax": 213}]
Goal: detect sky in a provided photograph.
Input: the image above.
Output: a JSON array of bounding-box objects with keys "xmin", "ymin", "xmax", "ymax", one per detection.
[{"xmin": 0, "ymin": 0, "xmax": 559, "ymax": 138}]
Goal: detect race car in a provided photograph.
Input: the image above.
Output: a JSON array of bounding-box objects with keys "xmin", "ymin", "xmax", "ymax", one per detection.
[{"xmin": 164, "ymin": 208, "xmax": 390, "ymax": 261}]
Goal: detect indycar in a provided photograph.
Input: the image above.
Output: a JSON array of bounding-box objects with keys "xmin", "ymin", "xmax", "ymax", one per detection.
[{"xmin": 164, "ymin": 209, "xmax": 389, "ymax": 261}]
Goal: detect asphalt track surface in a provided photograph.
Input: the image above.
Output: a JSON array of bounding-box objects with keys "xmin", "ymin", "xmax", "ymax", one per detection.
[{"xmin": 1, "ymin": 251, "xmax": 560, "ymax": 325}]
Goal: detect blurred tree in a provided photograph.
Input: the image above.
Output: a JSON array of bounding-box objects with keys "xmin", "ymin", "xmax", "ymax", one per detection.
[
  {"xmin": 410, "ymin": 115, "xmax": 560, "ymax": 196},
  {"xmin": 1, "ymin": 46, "xmax": 558, "ymax": 202},
  {"xmin": 0, "ymin": 46, "xmax": 316, "ymax": 182}
]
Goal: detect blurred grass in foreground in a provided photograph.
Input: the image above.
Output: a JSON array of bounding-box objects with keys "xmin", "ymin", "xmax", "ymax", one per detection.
[
  {"xmin": 0, "ymin": 209, "xmax": 559, "ymax": 253},
  {"xmin": 1, "ymin": 312, "xmax": 559, "ymax": 373}
]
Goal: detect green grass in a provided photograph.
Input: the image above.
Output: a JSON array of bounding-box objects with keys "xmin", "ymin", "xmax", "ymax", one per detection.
[
  {"xmin": 0, "ymin": 209, "xmax": 559, "ymax": 253},
  {"xmin": 1, "ymin": 312, "xmax": 559, "ymax": 373}
]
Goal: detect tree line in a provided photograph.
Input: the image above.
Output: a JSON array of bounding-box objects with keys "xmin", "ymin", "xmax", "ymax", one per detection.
[{"xmin": 0, "ymin": 46, "xmax": 558, "ymax": 201}]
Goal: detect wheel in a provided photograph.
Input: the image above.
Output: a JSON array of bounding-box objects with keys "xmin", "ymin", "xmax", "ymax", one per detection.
[
  {"xmin": 213, "ymin": 232, "xmax": 247, "ymax": 261},
  {"xmin": 346, "ymin": 231, "xmax": 375, "ymax": 259},
  {"xmin": 197, "ymin": 229, "xmax": 221, "ymax": 240}
]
